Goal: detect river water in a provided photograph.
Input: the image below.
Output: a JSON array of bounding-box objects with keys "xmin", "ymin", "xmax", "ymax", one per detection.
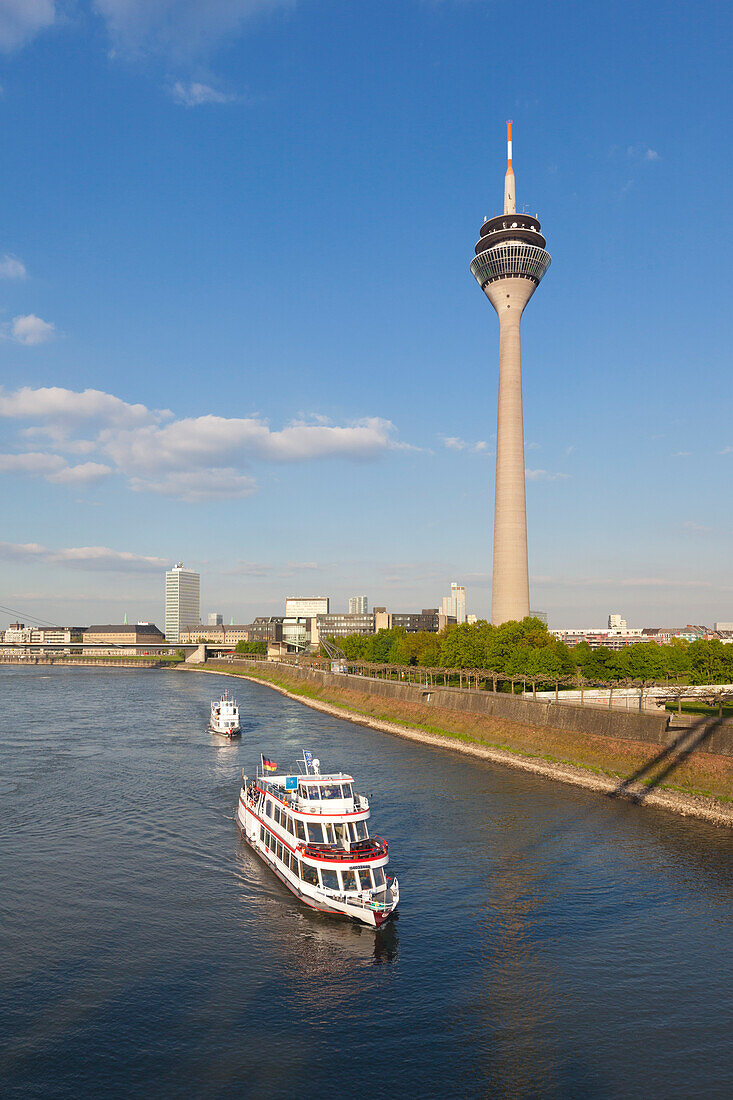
[{"xmin": 1, "ymin": 666, "xmax": 732, "ymax": 1098}]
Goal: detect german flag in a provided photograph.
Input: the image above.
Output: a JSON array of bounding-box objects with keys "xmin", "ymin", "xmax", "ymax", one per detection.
[{"xmin": 261, "ymin": 755, "xmax": 277, "ymax": 772}]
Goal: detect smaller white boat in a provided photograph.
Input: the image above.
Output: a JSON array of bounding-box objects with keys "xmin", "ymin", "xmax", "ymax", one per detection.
[{"xmin": 209, "ymin": 689, "xmax": 241, "ymax": 738}]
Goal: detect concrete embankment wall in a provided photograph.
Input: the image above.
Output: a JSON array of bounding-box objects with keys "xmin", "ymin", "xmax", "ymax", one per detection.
[
  {"xmin": 230, "ymin": 661, "xmax": 733, "ymax": 759},
  {"xmin": 239, "ymin": 661, "xmax": 670, "ymax": 739},
  {"xmin": 0, "ymin": 657, "xmax": 166, "ymax": 669}
]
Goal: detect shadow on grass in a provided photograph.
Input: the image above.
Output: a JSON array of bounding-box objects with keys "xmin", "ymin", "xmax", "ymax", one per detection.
[{"xmin": 612, "ymin": 714, "xmax": 723, "ymax": 803}]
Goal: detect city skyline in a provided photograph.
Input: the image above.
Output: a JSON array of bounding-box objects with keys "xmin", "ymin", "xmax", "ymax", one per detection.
[{"xmin": 1, "ymin": 3, "xmax": 731, "ymax": 628}]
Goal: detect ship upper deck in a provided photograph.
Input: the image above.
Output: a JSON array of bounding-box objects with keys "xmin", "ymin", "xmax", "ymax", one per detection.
[{"xmin": 258, "ymin": 771, "xmax": 370, "ymax": 818}]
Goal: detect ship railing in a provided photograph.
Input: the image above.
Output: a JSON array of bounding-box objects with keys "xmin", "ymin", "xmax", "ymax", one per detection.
[
  {"xmin": 320, "ymin": 882, "xmax": 397, "ymax": 912},
  {"xmin": 297, "ymin": 837, "xmax": 388, "ymax": 862}
]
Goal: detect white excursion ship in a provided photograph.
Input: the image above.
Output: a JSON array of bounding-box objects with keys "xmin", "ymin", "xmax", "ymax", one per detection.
[
  {"xmin": 209, "ymin": 689, "xmax": 241, "ymax": 738},
  {"xmin": 236, "ymin": 750, "xmax": 399, "ymax": 928}
]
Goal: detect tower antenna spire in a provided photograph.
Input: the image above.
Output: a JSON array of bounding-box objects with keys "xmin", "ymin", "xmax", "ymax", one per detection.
[{"xmin": 504, "ymin": 119, "xmax": 515, "ymax": 215}]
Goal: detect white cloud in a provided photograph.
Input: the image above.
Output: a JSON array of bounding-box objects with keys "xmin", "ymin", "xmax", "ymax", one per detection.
[
  {"xmin": 534, "ymin": 574, "xmax": 716, "ymax": 591},
  {"xmin": 170, "ymin": 80, "xmax": 237, "ymax": 106},
  {"xmin": 526, "ymin": 469, "xmax": 570, "ymax": 481},
  {"xmin": 0, "ymin": 254, "xmax": 27, "ymax": 279},
  {"xmin": 0, "ymin": 0, "xmax": 55, "ymax": 53},
  {"xmin": 101, "ymin": 414, "xmax": 399, "ymax": 471},
  {"xmin": 682, "ymin": 521, "xmax": 712, "ymax": 534},
  {"xmin": 226, "ymin": 559, "xmax": 320, "ymax": 577},
  {"xmin": 0, "ymin": 451, "xmax": 112, "ymax": 485},
  {"xmin": 671, "ymin": 450, "xmax": 692, "ymax": 457},
  {"xmin": 129, "ymin": 468, "xmax": 257, "ymax": 502},
  {"xmin": 0, "ymin": 385, "xmax": 160, "ymax": 429},
  {"xmin": 0, "ymin": 541, "xmax": 168, "ymax": 572},
  {"xmin": 626, "ymin": 144, "xmax": 661, "ymax": 162},
  {"xmin": 441, "ymin": 436, "xmax": 491, "ymax": 454},
  {"xmin": 94, "ymin": 0, "xmax": 294, "ymax": 59},
  {"xmin": 0, "ymin": 451, "xmax": 66, "ymax": 476},
  {"xmin": 9, "ymin": 313, "xmax": 55, "ymax": 345},
  {"xmin": 718, "ymin": 445, "xmax": 732, "ymax": 455},
  {"xmin": 0, "ymin": 384, "xmax": 407, "ymax": 502},
  {"xmin": 46, "ymin": 462, "xmax": 113, "ymax": 484}
]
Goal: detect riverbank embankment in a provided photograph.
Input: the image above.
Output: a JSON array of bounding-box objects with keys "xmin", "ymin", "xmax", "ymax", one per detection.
[
  {"xmin": 197, "ymin": 659, "xmax": 733, "ymax": 827},
  {"xmin": 0, "ymin": 657, "xmax": 176, "ymax": 669}
]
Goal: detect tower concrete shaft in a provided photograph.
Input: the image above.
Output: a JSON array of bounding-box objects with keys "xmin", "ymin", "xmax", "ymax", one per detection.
[{"xmin": 470, "ymin": 122, "xmax": 551, "ymax": 625}]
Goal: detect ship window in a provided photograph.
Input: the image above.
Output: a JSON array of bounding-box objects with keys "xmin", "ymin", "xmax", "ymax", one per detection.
[
  {"xmin": 302, "ymin": 863, "xmax": 319, "ymax": 887},
  {"xmin": 340, "ymin": 869, "xmax": 357, "ymax": 891},
  {"xmin": 341, "ymin": 784, "xmax": 353, "ymax": 799},
  {"xmin": 295, "ymin": 859, "xmax": 302, "ymax": 879},
  {"xmin": 273, "ymin": 805, "xmax": 280, "ymax": 825},
  {"xmin": 333, "ymin": 822, "xmax": 348, "ymax": 845},
  {"xmin": 355, "ymin": 869, "xmax": 373, "ymax": 890},
  {"xmin": 295, "ymin": 819, "xmax": 306, "ymax": 842},
  {"xmin": 373, "ymin": 867, "xmax": 386, "ymax": 889},
  {"xmin": 276, "ymin": 842, "xmax": 283, "ymax": 861},
  {"xmin": 353, "ymin": 820, "xmax": 368, "ymax": 841},
  {"xmin": 321, "ymin": 869, "xmax": 339, "ymax": 891},
  {"xmin": 323, "ymin": 823, "xmax": 336, "ymax": 844},
  {"xmin": 260, "ymin": 825, "xmax": 265, "ymax": 842},
  {"xmin": 307, "ymin": 822, "xmax": 326, "ymax": 844},
  {"xmin": 265, "ymin": 800, "xmax": 273, "ymax": 818},
  {"xmin": 308, "ymin": 785, "xmax": 321, "ymax": 800},
  {"xmin": 321, "ymin": 784, "xmax": 340, "ymax": 799},
  {"xmin": 283, "ymin": 814, "xmax": 292, "ymax": 835},
  {"xmin": 298, "ymin": 784, "xmax": 309, "ymax": 799}
]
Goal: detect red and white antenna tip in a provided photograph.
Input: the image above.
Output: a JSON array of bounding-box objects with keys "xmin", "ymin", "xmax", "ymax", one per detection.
[{"xmin": 506, "ymin": 120, "xmax": 513, "ymax": 168}]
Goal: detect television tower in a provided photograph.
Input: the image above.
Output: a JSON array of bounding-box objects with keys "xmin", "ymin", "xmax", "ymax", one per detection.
[{"xmin": 470, "ymin": 122, "xmax": 551, "ymax": 625}]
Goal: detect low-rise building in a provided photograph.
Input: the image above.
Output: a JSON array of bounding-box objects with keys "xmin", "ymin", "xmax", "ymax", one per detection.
[
  {"xmin": 317, "ymin": 612, "xmax": 374, "ymax": 638},
  {"xmin": 552, "ymin": 627, "xmax": 647, "ymax": 650},
  {"xmin": 179, "ymin": 623, "xmax": 252, "ymax": 645},
  {"xmin": 0, "ymin": 623, "xmax": 85, "ymax": 653},
  {"xmin": 83, "ymin": 623, "xmax": 166, "ymax": 655}
]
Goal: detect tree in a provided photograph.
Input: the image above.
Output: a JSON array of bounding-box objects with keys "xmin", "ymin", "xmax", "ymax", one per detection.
[
  {"xmin": 440, "ymin": 621, "xmax": 493, "ymax": 668},
  {"xmin": 688, "ymin": 639, "xmax": 733, "ymax": 685},
  {"xmin": 235, "ymin": 639, "xmax": 266, "ymax": 655}
]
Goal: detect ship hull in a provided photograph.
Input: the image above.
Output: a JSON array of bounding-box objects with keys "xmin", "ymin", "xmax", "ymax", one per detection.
[{"xmin": 236, "ymin": 795, "xmax": 396, "ymax": 929}]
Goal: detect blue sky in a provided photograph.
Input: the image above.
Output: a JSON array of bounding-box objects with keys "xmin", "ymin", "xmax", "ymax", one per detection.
[{"xmin": 1, "ymin": 0, "xmax": 731, "ymax": 629}]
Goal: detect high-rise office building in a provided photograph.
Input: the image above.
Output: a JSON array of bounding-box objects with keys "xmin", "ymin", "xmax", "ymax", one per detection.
[
  {"xmin": 451, "ymin": 583, "xmax": 467, "ymax": 624},
  {"xmin": 348, "ymin": 595, "xmax": 368, "ymax": 615},
  {"xmin": 165, "ymin": 562, "xmax": 200, "ymax": 642},
  {"xmin": 285, "ymin": 597, "xmax": 329, "ymax": 618},
  {"xmin": 470, "ymin": 122, "xmax": 551, "ymax": 624},
  {"xmin": 441, "ymin": 584, "xmax": 467, "ymax": 624},
  {"xmin": 208, "ymin": 612, "xmax": 223, "ymax": 627}
]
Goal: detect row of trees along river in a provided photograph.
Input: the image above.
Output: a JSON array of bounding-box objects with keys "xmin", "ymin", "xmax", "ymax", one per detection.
[{"xmin": 321, "ymin": 618, "xmax": 733, "ymax": 686}]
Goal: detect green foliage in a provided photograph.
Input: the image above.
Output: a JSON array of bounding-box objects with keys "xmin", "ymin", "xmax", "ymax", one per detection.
[
  {"xmin": 687, "ymin": 638, "xmax": 733, "ymax": 684},
  {"xmin": 330, "ymin": 618, "xmax": 733, "ymax": 685},
  {"xmin": 235, "ymin": 639, "xmax": 267, "ymax": 655}
]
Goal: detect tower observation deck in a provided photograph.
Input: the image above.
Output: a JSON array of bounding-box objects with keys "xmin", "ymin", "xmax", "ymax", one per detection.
[{"xmin": 470, "ymin": 122, "xmax": 551, "ymax": 625}]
